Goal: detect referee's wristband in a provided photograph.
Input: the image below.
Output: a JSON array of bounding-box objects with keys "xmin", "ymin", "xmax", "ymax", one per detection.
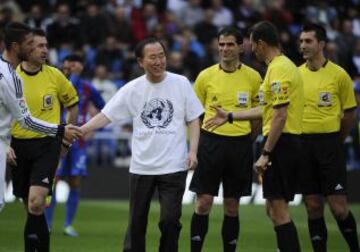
[
  {"xmin": 262, "ymin": 149, "xmax": 271, "ymax": 156},
  {"xmin": 61, "ymin": 141, "xmax": 72, "ymax": 149},
  {"xmin": 227, "ymin": 112, "xmax": 234, "ymax": 124},
  {"xmin": 56, "ymin": 124, "xmax": 65, "ymax": 138}
]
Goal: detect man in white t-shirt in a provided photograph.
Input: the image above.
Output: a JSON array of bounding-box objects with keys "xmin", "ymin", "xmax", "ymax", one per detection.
[{"xmin": 80, "ymin": 37, "xmax": 204, "ymax": 252}]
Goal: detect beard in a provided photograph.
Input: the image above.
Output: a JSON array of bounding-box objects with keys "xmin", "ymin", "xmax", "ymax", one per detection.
[{"xmin": 17, "ymin": 50, "xmax": 29, "ymax": 62}]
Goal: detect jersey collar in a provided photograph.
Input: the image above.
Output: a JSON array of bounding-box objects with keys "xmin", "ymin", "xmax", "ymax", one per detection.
[
  {"xmin": 0, "ymin": 55, "xmax": 11, "ymax": 64},
  {"xmin": 305, "ymin": 58, "xmax": 328, "ymax": 71},
  {"xmin": 20, "ymin": 64, "xmax": 43, "ymax": 76},
  {"xmin": 218, "ymin": 63, "xmax": 242, "ymax": 73}
]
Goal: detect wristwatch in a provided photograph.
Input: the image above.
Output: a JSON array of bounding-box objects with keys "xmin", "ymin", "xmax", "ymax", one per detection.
[
  {"xmin": 262, "ymin": 149, "xmax": 271, "ymax": 156},
  {"xmin": 227, "ymin": 112, "xmax": 234, "ymax": 124}
]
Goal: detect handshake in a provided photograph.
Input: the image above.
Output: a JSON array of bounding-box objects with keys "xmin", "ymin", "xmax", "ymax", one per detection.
[{"xmin": 62, "ymin": 124, "xmax": 85, "ymax": 148}]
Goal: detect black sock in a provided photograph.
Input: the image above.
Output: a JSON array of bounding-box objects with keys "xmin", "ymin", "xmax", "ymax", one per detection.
[
  {"xmin": 336, "ymin": 211, "xmax": 360, "ymax": 252},
  {"xmin": 308, "ymin": 217, "xmax": 327, "ymax": 252},
  {"xmin": 274, "ymin": 221, "xmax": 301, "ymax": 252},
  {"xmin": 24, "ymin": 213, "xmax": 50, "ymax": 252},
  {"xmin": 222, "ymin": 215, "xmax": 239, "ymax": 252},
  {"xmin": 190, "ymin": 213, "xmax": 209, "ymax": 252}
]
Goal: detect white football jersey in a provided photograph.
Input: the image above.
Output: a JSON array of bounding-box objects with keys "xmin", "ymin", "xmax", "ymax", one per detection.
[{"xmin": 0, "ymin": 56, "xmax": 60, "ymax": 142}]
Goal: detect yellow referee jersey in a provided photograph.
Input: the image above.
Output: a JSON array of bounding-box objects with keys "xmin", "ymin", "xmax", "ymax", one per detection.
[
  {"xmin": 11, "ymin": 64, "xmax": 78, "ymax": 139},
  {"xmin": 299, "ymin": 60, "xmax": 357, "ymax": 134},
  {"xmin": 194, "ymin": 63, "xmax": 262, "ymax": 136},
  {"xmin": 260, "ymin": 55, "xmax": 304, "ymax": 136}
]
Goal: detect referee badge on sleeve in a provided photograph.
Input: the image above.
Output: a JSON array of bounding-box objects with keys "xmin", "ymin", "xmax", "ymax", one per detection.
[
  {"xmin": 271, "ymin": 81, "xmax": 281, "ymax": 94},
  {"xmin": 318, "ymin": 92, "xmax": 332, "ymax": 107},
  {"xmin": 259, "ymin": 90, "xmax": 267, "ymax": 105}
]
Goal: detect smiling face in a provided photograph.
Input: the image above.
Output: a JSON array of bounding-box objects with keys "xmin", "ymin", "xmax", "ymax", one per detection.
[
  {"xmin": 299, "ymin": 31, "xmax": 324, "ymax": 60},
  {"xmin": 138, "ymin": 42, "xmax": 167, "ymax": 82},
  {"xmin": 218, "ymin": 35, "xmax": 242, "ymax": 64}
]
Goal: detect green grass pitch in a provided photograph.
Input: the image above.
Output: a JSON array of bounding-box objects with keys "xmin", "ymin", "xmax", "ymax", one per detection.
[{"xmin": 0, "ymin": 201, "xmax": 359, "ymax": 251}]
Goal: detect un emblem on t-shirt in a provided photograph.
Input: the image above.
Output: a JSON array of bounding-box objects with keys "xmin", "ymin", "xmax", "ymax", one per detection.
[{"xmin": 141, "ymin": 98, "xmax": 174, "ymax": 129}]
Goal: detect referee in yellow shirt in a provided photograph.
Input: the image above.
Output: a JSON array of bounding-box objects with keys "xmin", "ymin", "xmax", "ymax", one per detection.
[
  {"xmin": 7, "ymin": 29, "xmax": 79, "ymax": 252},
  {"xmin": 189, "ymin": 27, "xmax": 262, "ymax": 252},
  {"xmin": 205, "ymin": 21, "xmax": 304, "ymax": 252},
  {"xmin": 299, "ymin": 23, "xmax": 359, "ymax": 252}
]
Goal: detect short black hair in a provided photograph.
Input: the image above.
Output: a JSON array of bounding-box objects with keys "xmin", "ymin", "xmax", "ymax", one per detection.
[
  {"xmin": 3, "ymin": 22, "xmax": 32, "ymax": 50},
  {"xmin": 301, "ymin": 23, "xmax": 328, "ymax": 42},
  {"xmin": 218, "ymin": 27, "xmax": 243, "ymax": 44},
  {"xmin": 134, "ymin": 37, "xmax": 167, "ymax": 59},
  {"xmin": 32, "ymin": 28, "xmax": 46, "ymax": 37},
  {"xmin": 249, "ymin": 21, "xmax": 280, "ymax": 47},
  {"xmin": 63, "ymin": 54, "xmax": 83, "ymax": 64}
]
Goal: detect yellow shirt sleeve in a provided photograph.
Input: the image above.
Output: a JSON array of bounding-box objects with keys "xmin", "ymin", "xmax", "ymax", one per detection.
[
  {"xmin": 251, "ymin": 72, "xmax": 262, "ymax": 107},
  {"xmin": 269, "ymin": 69, "xmax": 290, "ymax": 107},
  {"xmin": 56, "ymin": 70, "xmax": 79, "ymax": 108},
  {"xmin": 338, "ymin": 70, "xmax": 357, "ymax": 110}
]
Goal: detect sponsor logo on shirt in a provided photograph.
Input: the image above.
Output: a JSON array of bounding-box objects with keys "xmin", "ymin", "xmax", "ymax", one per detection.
[{"xmin": 141, "ymin": 98, "xmax": 174, "ymax": 129}]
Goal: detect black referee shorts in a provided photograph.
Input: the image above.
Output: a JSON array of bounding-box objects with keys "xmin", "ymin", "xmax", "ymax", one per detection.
[
  {"xmin": 262, "ymin": 133, "xmax": 302, "ymax": 202},
  {"xmin": 190, "ymin": 130, "xmax": 253, "ymax": 199},
  {"xmin": 10, "ymin": 137, "xmax": 61, "ymax": 198},
  {"xmin": 299, "ymin": 132, "xmax": 347, "ymax": 196}
]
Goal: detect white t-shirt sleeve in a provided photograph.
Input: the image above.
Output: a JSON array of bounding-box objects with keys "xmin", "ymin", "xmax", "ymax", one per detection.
[
  {"xmin": 101, "ymin": 87, "xmax": 131, "ymax": 122},
  {"xmin": 184, "ymin": 78, "xmax": 204, "ymax": 122},
  {"xmin": 2, "ymin": 76, "xmax": 59, "ymax": 136}
]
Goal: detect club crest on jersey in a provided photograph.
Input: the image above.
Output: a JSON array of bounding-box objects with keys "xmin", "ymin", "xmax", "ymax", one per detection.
[
  {"xmin": 319, "ymin": 92, "xmax": 332, "ymax": 107},
  {"xmin": 18, "ymin": 98, "xmax": 28, "ymax": 114},
  {"xmin": 141, "ymin": 98, "xmax": 174, "ymax": 129},
  {"xmin": 43, "ymin": 94, "xmax": 53, "ymax": 109},
  {"xmin": 237, "ymin": 92, "xmax": 248, "ymax": 107}
]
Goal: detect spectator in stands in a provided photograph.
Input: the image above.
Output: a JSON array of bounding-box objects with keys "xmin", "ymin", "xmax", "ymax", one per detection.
[
  {"xmin": 92, "ymin": 64, "xmax": 118, "ymax": 102},
  {"xmin": 46, "ymin": 3, "xmax": 82, "ymax": 50},
  {"xmin": 177, "ymin": 0, "xmax": 204, "ymax": 28},
  {"xmin": 131, "ymin": 2, "xmax": 161, "ymax": 42},
  {"xmin": 96, "ymin": 35, "xmax": 124, "ymax": 79},
  {"xmin": 109, "ymin": 6, "xmax": 133, "ymax": 44},
  {"xmin": 211, "ymin": 0, "xmax": 234, "ymax": 29},
  {"xmin": 24, "ymin": 4, "xmax": 51, "ymax": 31},
  {"xmin": 194, "ymin": 8, "xmax": 218, "ymax": 46},
  {"xmin": 80, "ymin": 2, "xmax": 110, "ymax": 48},
  {"xmin": 234, "ymin": 0, "xmax": 261, "ymax": 35}
]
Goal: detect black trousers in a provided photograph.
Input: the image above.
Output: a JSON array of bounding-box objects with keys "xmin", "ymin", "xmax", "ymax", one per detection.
[{"xmin": 123, "ymin": 171, "xmax": 187, "ymax": 252}]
